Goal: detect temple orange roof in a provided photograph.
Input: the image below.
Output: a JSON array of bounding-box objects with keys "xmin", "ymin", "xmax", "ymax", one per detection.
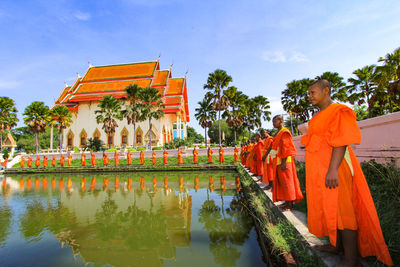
[{"xmin": 55, "ymin": 59, "xmax": 189, "ymax": 122}]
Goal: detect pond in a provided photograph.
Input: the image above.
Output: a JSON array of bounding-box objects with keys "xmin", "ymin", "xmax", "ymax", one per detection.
[{"xmin": 0, "ymin": 171, "xmax": 266, "ymax": 267}]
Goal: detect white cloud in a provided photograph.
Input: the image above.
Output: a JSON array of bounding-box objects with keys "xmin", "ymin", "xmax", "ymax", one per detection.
[
  {"xmin": 261, "ymin": 50, "xmax": 308, "ymax": 63},
  {"xmin": 74, "ymin": 11, "xmax": 91, "ymax": 21},
  {"xmin": 0, "ymin": 80, "xmax": 20, "ymax": 89}
]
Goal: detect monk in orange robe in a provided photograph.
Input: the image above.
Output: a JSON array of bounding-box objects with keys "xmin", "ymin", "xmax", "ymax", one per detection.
[
  {"xmin": 140, "ymin": 151, "xmax": 145, "ymax": 165},
  {"xmin": 127, "ymin": 151, "xmax": 133, "ymax": 164},
  {"xmin": 301, "ymin": 79, "xmax": 392, "ymax": 266},
  {"xmin": 20, "ymin": 157, "xmax": 25, "ymax": 168},
  {"xmin": 208, "ymin": 147, "xmax": 213, "ymax": 163},
  {"xmin": 178, "ymin": 149, "xmax": 183, "ymax": 164},
  {"xmin": 51, "ymin": 156, "xmax": 56, "ymax": 167},
  {"xmin": 35, "ymin": 156, "xmax": 41, "ymax": 167},
  {"xmin": 163, "ymin": 150, "xmax": 168, "ymax": 164},
  {"xmin": 60, "ymin": 155, "xmax": 65, "ymax": 167},
  {"xmin": 261, "ymin": 130, "xmax": 274, "ymax": 189},
  {"xmin": 219, "ymin": 146, "xmax": 225, "ymax": 163},
  {"xmin": 253, "ymin": 133, "xmax": 264, "ymax": 179},
  {"xmin": 247, "ymin": 139, "xmax": 256, "ymax": 173},
  {"xmin": 103, "ymin": 153, "xmax": 109, "ymax": 166},
  {"xmin": 114, "ymin": 151, "xmax": 119, "ymax": 166},
  {"xmin": 234, "ymin": 146, "xmax": 239, "ymax": 162},
  {"xmin": 271, "ymin": 115, "xmax": 303, "ymax": 210},
  {"xmin": 2, "ymin": 158, "xmax": 8, "ymax": 168},
  {"xmin": 91, "ymin": 153, "xmax": 96, "ymax": 166},
  {"xmin": 152, "ymin": 151, "xmax": 157, "ymax": 165},
  {"xmin": 193, "ymin": 147, "xmax": 199, "ymax": 164},
  {"xmin": 240, "ymin": 144, "xmax": 247, "ymax": 165},
  {"xmin": 67, "ymin": 154, "xmax": 72, "ymax": 166},
  {"xmin": 27, "ymin": 156, "xmax": 32, "ymax": 168},
  {"xmin": 43, "ymin": 156, "xmax": 48, "ymax": 168},
  {"xmin": 81, "ymin": 153, "xmax": 86, "ymax": 166}
]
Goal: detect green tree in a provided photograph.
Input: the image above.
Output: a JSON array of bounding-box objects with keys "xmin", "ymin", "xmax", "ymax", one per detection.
[
  {"xmin": 186, "ymin": 126, "xmax": 203, "ymax": 143},
  {"xmin": 95, "ymin": 95, "xmax": 123, "ymax": 148},
  {"xmin": 195, "ymin": 96, "xmax": 216, "ymax": 145},
  {"xmin": 204, "ymin": 69, "xmax": 233, "ymax": 147},
  {"xmin": 315, "ymin": 71, "xmax": 347, "ymax": 101},
  {"xmin": 122, "ymin": 84, "xmax": 143, "ymax": 147},
  {"xmin": 241, "ymin": 96, "xmax": 271, "ymax": 137},
  {"xmin": 50, "ymin": 105, "xmax": 72, "ymax": 150},
  {"xmin": 139, "ymin": 87, "xmax": 165, "ymax": 149},
  {"xmin": 353, "ymin": 105, "xmax": 369, "ymax": 121},
  {"xmin": 0, "ymin": 97, "xmax": 18, "ymax": 151},
  {"xmin": 23, "ymin": 101, "xmax": 50, "ymax": 154},
  {"xmin": 281, "ymin": 78, "xmax": 315, "ymax": 121}
]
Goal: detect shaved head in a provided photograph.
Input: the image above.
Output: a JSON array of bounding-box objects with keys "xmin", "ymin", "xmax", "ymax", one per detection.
[
  {"xmin": 273, "ymin": 115, "xmax": 283, "ymax": 121},
  {"xmin": 310, "ymin": 79, "xmax": 331, "ymax": 93}
]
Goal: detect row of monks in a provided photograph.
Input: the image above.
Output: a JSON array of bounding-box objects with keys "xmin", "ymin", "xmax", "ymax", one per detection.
[
  {"xmin": 2, "ymin": 176, "xmax": 241, "ymax": 193},
  {"xmin": 18, "ymin": 147, "xmax": 241, "ymax": 168}
]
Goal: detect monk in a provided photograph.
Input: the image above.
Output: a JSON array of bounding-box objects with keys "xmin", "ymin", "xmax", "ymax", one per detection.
[
  {"xmin": 253, "ymin": 133, "xmax": 264, "ymax": 180},
  {"xmin": 27, "ymin": 156, "xmax": 32, "ymax": 168},
  {"xmin": 51, "ymin": 156, "xmax": 56, "ymax": 167},
  {"xmin": 114, "ymin": 151, "xmax": 119, "ymax": 166},
  {"xmin": 35, "ymin": 156, "xmax": 41, "ymax": 168},
  {"xmin": 2, "ymin": 158, "xmax": 8, "ymax": 168},
  {"xmin": 178, "ymin": 149, "xmax": 183, "ymax": 164},
  {"xmin": 152, "ymin": 151, "xmax": 157, "ymax": 165},
  {"xmin": 67, "ymin": 154, "xmax": 72, "ymax": 166},
  {"xmin": 208, "ymin": 147, "xmax": 213, "ymax": 163},
  {"xmin": 234, "ymin": 146, "xmax": 239, "ymax": 162},
  {"xmin": 301, "ymin": 79, "xmax": 393, "ymax": 266},
  {"xmin": 20, "ymin": 157, "xmax": 25, "ymax": 168},
  {"xmin": 127, "ymin": 151, "xmax": 133, "ymax": 164},
  {"xmin": 271, "ymin": 115, "xmax": 303, "ymax": 210},
  {"xmin": 60, "ymin": 155, "xmax": 65, "ymax": 167},
  {"xmin": 219, "ymin": 146, "xmax": 224, "ymax": 163},
  {"xmin": 193, "ymin": 147, "xmax": 199, "ymax": 164},
  {"xmin": 81, "ymin": 153, "xmax": 86, "ymax": 166},
  {"xmin": 140, "ymin": 151, "xmax": 145, "ymax": 165},
  {"xmin": 91, "ymin": 153, "xmax": 96, "ymax": 166},
  {"xmin": 247, "ymin": 139, "xmax": 257, "ymax": 173},
  {"xmin": 103, "ymin": 153, "xmax": 109, "ymax": 166},
  {"xmin": 163, "ymin": 150, "xmax": 168, "ymax": 164},
  {"xmin": 240, "ymin": 144, "xmax": 247, "ymax": 165},
  {"xmin": 261, "ymin": 130, "xmax": 274, "ymax": 190},
  {"xmin": 43, "ymin": 156, "xmax": 48, "ymax": 168}
]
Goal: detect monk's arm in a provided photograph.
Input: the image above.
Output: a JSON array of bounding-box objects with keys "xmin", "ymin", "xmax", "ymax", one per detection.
[
  {"xmin": 262, "ymin": 144, "xmax": 272, "ymax": 162},
  {"xmin": 325, "ymin": 146, "xmax": 346, "ymax": 189}
]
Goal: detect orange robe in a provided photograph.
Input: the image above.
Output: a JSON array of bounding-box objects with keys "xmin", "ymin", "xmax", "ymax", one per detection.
[
  {"xmin": 27, "ymin": 156, "xmax": 32, "ymax": 168},
  {"xmin": 103, "ymin": 154, "xmax": 109, "ymax": 166},
  {"xmin": 140, "ymin": 151, "xmax": 145, "ymax": 165},
  {"xmin": 163, "ymin": 151, "xmax": 168, "ymax": 164},
  {"xmin": 43, "ymin": 156, "xmax": 48, "ymax": 168},
  {"xmin": 60, "ymin": 155, "xmax": 65, "ymax": 167},
  {"xmin": 254, "ymin": 140, "xmax": 264, "ymax": 176},
  {"xmin": 67, "ymin": 155, "xmax": 72, "ymax": 166},
  {"xmin": 114, "ymin": 152, "xmax": 119, "ymax": 166},
  {"xmin": 246, "ymin": 144, "xmax": 254, "ymax": 169},
  {"xmin": 248, "ymin": 145, "xmax": 257, "ymax": 173},
  {"xmin": 271, "ymin": 128, "xmax": 303, "ymax": 203},
  {"xmin": 262, "ymin": 137, "xmax": 274, "ymax": 183},
  {"xmin": 208, "ymin": 149, "xmax": 213, "ymax": 163},
  {"xmin": 35, "ymin": 156, "xmax": 41, "ymax": 167},
  {"xmin": 20, "ymin": 157, "xmax": 25, "ymax": 168},
  {"xmin": 301, "ymin": 103, "xmax": 392, "ymax": 266},
  {"xmin": 178, "ymin": 150, "xmax": 183, "ymax": 164},
  {"xmin": 219, "ymin": 148, "xmax": 225, "ymax": 163},
  {"xmin": 81, "ymin": 154, "xmax": 86, "ymax": 166},
  {"xmin": 2, "ymin": 158, "xmax": 8, "ymax": 168},
  {"xmin": 51, "ymin": 156, "xmax": 56, "ymax": 167},
  {"xmin": 193, "ymin": 149, "xmax": 198, "ymax": 163},
  {"xmin": 127, "ymin": 151, "xmax": 132, "ymax": 164},
  {"xmin": 240, "ymin": 146, "xmax": 247, "ymax": 165},
  {"xmin": 152, "ymin": 151, "xmax": 157, "ymax": 165},
  {"xmin": 91, "ymin": 153, "xmax": 96, "ymax": 166},
  {"xmin": 234, "ymin": 147, "xmax": 239, "ymax": 162}
]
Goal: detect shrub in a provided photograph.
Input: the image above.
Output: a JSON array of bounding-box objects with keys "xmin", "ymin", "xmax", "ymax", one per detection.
[
  {"xmin": 152, "ymin": 147, "xmax": 162, "ymax": 150},
  {"xmin": 136, "ymin": 147, "xmax": 146, "ymax": 151},
  {"xmin": 210, "ymin": 144, "xmax": 217, "ymax": 148},
  {"xmin": 2, "ymin": 148, "xmax": 10, "ymax": 159},
  {"xmin": 73, "ymin": 146, "xmax": 80, "ymax": 153},
  {"xmin": 105, "ymin": 148, "xmax": 117, "ymax": 152},
  {"xmin": 199, "ymin": 145, "xmax": 206, "ymax": 148},
  {"xmin": 85, "ymin": 138, "xmax": 105, "ymax": 152},
  {"xmin": 128, "ymin": 148, "xmax": 137, "ymax": 151}
]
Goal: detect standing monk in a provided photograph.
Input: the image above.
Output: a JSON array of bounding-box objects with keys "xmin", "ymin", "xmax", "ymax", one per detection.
[
  {"xmin": 234, "ymin": 146, "xmax": 239, "ymax": 162},
  {"xmin": 35, "ymin": 156, "xmax": 41, "ymax": 168},
  {"xmin": 301, "ymin": 79, "xmax": 392, "ymax": 266},
  {"xmin": 103, "ymin": 153, "xmax": 109, "ymax": 166},
  {"xmin": 178, "ymin": 148, "xmax": 183, "ymax": 164},
  {"xmin": 20, "ymin": 157, "xmax": 25, "ymax": 168},
  {"xmin": 91, "ymin": 153, "xmax": 96, "ymax": 166},
  {"xmin": 51, "ymin": 156, "xmax": 56, "ymax": 167},
  {"xmin": 261, "ymin": 130, "xmax": 274, "ymax": 189},
  {"xmin": 219, "ymin": 146, "xmax": 225, "ymax": 163},
  {"xmin": 114, "ymin": 151, "xmax": 119, "ymax": 166},
  {"xmin": 207, "ymin": 146, "xmax": 213, "ymax": 163},
  {"xmin": 27, "ymin": 156, "xmax": 32, "ymax": 168},
  {"xmin": 43, "ymin": 156, "xmax": 48, "ymax": 168},
  {"xmin": 271, "ymin": 115, "xmax": 303, "ymax": 210},
  {"xmin": 163, "ymin": 149, "xmax": 168, "ymax": 164},
  {"xmin": 152, "ymin": 151, "xmax": 157, "ymax": 165},
  {"xmin": 81, "ymin": 153, "xmax": 86, "ymax": 166},
  {"xmin": 67, "ymin": 154, "xmax": 72, "ymax": 166},
  {"xmin": 193, "ymin": 147, "xmax": 199, "ymax": 164},
  {"xmin": 140, "ymin": 151, "xmax": 145, "ymax": 165},
  {"xmin": 253, "ymin": 133, "xmax": 264, "ymax": 180},
  {"xmin": 60, "ymin": 154, "xmax": 65, "ymax": 167},
  {"xmin": 127, "ymin": 151, "xmax": 133, "ymax": 165}
]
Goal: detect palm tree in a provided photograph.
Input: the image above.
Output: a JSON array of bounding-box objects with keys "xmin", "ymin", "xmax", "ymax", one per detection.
[
  {"xmin": 222, "ymin": 87, "xmax": 248, "ymax": 145},
  {"xmin": 347, "ymin": 65, "xmax": 377, "ymax": 118},
  {"xmin": 139, "ymin": 87, "xmax": 164, "ymax": 149},
  {"xmin": 195, "ymin": 96, "xmax": 216, "ymax": 145},
  {"xmin": 242, "ymin": 96, "xmax": 271, "ymax": 137},
  {"xmin": 122, "ymin": 84, "xmax": 144, "ymax": 148},
  {"xmin": 281, "ymin": 78, "xmax": 315, "ymax": 121},
  {"xmin": 204, "ymin": 69, "xmax": 232, "ymax": 147},
  {"xmin": 315, "ymin": 71, "xmax": 347, "ymax": 102},
  {"xmin": 23, "ymin": 101, "xmax": 50, "ymax": 154},
  {"xmin": 95, "ymin": 95, "xmax": 123, "ymax": 148},
  {"xmin": 50, "ymin": 105, "xmax": 73, "ymax": 151},
  {"xmin": 0, "ymin": 97, "xmax": 18, "ymax": 151}
]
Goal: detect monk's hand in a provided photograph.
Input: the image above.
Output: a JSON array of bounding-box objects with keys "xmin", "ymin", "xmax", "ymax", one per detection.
[
  {"xmin": 325, "ymin": 169, "xmax": 339, "ymax": 189},
  {"xmin": 280, "ymin": 162, "xmax": 287, "ymax": 170},
  {"xmin": 262, "ymin": 154, "xmax": 267, "ymax": 162}
]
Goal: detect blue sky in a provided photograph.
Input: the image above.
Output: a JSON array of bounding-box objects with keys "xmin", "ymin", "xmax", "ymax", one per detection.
[{"xmin": 1, "ymin": 0, "xmax": 399, "ymax": 133}]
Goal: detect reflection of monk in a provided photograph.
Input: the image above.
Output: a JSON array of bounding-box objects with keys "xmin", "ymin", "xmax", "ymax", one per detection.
[
  {"xmin": 163, "ymin": 150, "xmax": 168, "ymax": 164},
  {"xmin": 301, "ymin": 80, "xmax": 392, "ymax": 266},
  {"xmin": 140, "ymin": 151, "xmax": 145, "ymax": 165}
]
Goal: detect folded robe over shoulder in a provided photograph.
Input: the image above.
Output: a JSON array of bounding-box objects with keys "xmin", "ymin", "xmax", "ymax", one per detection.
[{"xmin": 301, "ymin": 103, "xmax": 393, "ymax": 266}]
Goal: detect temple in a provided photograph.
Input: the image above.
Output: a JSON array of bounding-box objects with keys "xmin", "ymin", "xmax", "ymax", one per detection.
[{"xmin": 55, "ymin": 59, "xmax": 189, "ymax": 148}]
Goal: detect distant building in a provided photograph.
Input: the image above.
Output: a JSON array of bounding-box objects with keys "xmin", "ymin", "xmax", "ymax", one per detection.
[{"xmin": 55, "ymin": 59, "xmax": 189, "ymax": 148}]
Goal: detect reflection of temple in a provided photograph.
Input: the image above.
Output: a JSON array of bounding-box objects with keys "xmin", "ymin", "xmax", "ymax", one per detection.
[
  {"xmin": 59, "ymin": 189, "xmax": 192, "ymax": 266},
  {"xmin": 55, "ymin": 59, "xmax": 189, "ymax": 148}
]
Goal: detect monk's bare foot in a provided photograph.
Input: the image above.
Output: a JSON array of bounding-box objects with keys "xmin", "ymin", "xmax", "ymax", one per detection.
[
  {"xmin": 314, "ymin": 244, "xmax": 342, "ymax": 254},
  {"xmin": 277, "ymin": 203, "xmax": 287, "ymax": 209},
  {"xmin": 263, "ymin": 185, "xmax": 272, "ymax": 190}
]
